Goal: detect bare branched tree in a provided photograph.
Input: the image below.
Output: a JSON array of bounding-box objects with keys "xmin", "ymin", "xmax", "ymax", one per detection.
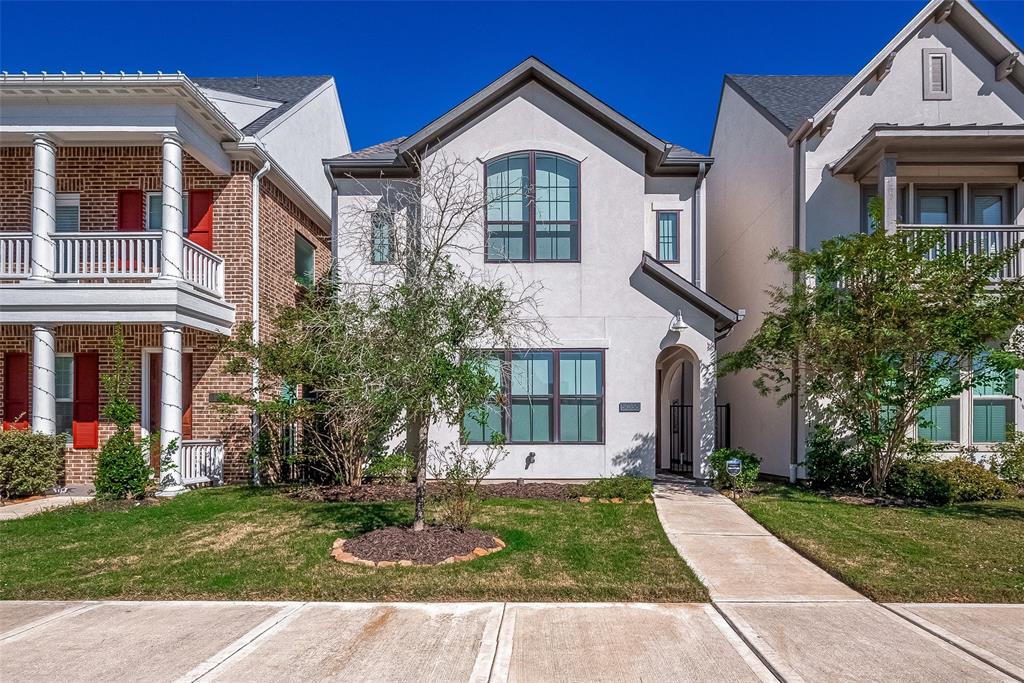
[{"xmin": 336, "ymin": 150, "xmax": 548, "ymax": 530}]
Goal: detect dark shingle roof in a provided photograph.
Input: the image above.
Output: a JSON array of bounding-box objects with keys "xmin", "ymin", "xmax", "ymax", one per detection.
[
  {"xmin": 331, "ymin": 137, "xmax": 406, "ymax": 162},
  {"xmin": 726, "ymin": 75, "xmax": 853, "ymax": 133},
  {"xmin": 193, "ymin": 75, "xmax": 332, "ymax": 135}
]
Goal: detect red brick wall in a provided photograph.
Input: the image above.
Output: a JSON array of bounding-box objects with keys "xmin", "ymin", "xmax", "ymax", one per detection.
[{"xmin": 0, "ymin": 146, "xmax": 329, "ymax": 485}]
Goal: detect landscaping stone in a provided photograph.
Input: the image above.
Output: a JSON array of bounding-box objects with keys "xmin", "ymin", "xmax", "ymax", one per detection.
[
  {"xmin": 332, "ymin": 538, "xmax": 346, "ymax": 550},
  {"xmin": 578, "ymin": 496, "xmax": 592, "ymax": 503},
  {"xmin": 492, "ymin": 537, "xmax": 506, "ymax": 549},
  {"xmin": 472, "ymin": 547, "xmax": 490, "ymax": 557},
  {"xmin": 611, "ymin": 497, "xmax": 624, "ymax": 504}
]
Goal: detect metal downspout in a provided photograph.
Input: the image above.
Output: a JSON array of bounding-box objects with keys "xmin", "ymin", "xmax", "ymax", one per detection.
[
  {"xmin": 693, "ymin": 161, "xmax": 707, "ymax": 289},
  {"xmin": 250, "ymin": 160, "xmax": 272, "ymax": 484}
]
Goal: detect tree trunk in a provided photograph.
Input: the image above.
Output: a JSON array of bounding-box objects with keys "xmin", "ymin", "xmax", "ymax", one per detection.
[{"xmin": 408, "ymin": 414, "xmax": 430, "ymax": 531}]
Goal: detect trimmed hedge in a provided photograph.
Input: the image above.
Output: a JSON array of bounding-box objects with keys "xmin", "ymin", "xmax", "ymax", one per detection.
[
  {"xmin": 889, "ymin": 457, "xmax": 1012, "ymax": 505},
  {"xmin": 0, "ymin": 430, "xmax": 65, "ymax": 499}
]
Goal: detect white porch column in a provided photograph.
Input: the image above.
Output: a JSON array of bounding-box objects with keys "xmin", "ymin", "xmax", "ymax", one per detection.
[
  {"xmin": 31, "ymin": 324, "xmax": 56, "ymax": 435},
  {"xmin": 160, "ymin": 134, "xmax": 185, "ymax": 281},
  {"xmin": 158, "ymin": 323, "xmax": 185, "ymax": 492},
  {"xmin": 29, "ymin": 134, "xmax": 57, "ymax": 281},
  {"xmin": 878, "ymin": 153, "xmax": 899, "ymax": 234}
]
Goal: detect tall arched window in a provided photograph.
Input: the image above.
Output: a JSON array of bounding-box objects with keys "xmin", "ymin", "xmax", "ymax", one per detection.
[{"xmin": 485, "ymin": 152, "xmax": 579, "ymax": 262}]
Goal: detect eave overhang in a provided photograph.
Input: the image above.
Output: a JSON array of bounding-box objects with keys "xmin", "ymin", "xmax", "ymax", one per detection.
[{"xmin": 639, "ymin": 252, "xmax": 741, "ymax": 339}]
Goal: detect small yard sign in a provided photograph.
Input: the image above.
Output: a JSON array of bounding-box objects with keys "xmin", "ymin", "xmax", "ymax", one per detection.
[{"xmin": 726, "ymin": 458, "xmax": 742, "ymax": 477}]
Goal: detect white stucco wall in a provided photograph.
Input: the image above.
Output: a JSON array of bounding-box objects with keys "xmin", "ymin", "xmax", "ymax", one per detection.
[
  {"xmin": 259, "ymin": 79, "xmax": 350, "ymax": 215},
  {"xmin": 707, "ymin": 82, "xmax": 797, "ymax": 478},
  {"xmin": 333, "ymin": 80, "xmax": 719, "ymax": 480}
]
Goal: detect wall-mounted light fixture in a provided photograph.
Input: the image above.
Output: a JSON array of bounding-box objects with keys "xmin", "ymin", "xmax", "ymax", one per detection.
[{"xmin": 670, "ymin": 309, "xmax": 687, "ymax": 333}]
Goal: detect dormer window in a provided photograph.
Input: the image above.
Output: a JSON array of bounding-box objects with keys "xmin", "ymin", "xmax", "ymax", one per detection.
[
  {"xmin": 485, "ymin": 151, "xmax": 580, "ymax": 262},
  {"xmin": 923, "ymin": 48, "xmax": 952, "ymax": 100}
]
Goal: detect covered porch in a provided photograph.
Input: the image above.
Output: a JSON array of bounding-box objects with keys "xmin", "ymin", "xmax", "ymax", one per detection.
[{"xmin": 831, "ymin": 124, "xmax": 1024, "ymax": 278}]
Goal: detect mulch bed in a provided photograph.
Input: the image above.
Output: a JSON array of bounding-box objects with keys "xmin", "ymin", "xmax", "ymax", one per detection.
[
  {"xmin": 341, "ymin": 526, "xmax": 500, "ymax": 565},
  {"xmin": 294, "ymin": 481, "xmax": 576, "ymax": 503}
]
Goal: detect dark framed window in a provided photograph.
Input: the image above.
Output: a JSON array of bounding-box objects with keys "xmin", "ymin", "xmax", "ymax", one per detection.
[
  {"xmin": 463, "ymin": 349, "xmax": 604, "ymax": 444},
  {"xmin": 916, "ymin": 187, "xmax": 960, "ymax": 225},
  {"xmin": 656, "ymin": 211, "xmax": 680, "ymax": 262},
  {"xmin": 860, "ymin": 184, "xmax": 908, "ymax": 232},
  {"xmin": 969, "ymin": 186, "xmax": 1013, "ymax": 226},
  {"xmin": 370, "ymin": 212, "xmax": 394, "ymax": 264},
  {"xmin": 485, "ymin": 151, "xmax": 579, "ymax": 262},
  {"xmin": 294, "ymin": 233, "xmax": 315, "ymax": 287}
]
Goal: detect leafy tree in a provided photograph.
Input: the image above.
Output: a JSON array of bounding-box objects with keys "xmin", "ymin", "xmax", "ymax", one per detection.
[
  {"xmin": 720, "ymin": 200, "xmax": 1024, "ymax": 491},
  {"xmin": 95, "ymin": 324, "xmax": 152, "ymax": 499}
]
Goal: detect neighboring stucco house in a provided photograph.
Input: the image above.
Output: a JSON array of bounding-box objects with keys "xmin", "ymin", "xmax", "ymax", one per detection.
[
  {"xmin": 709, "ymin": 0, "xmax": 1024, "ymax": 480},
  {"xmin": 0, "ymin": 73, "xmax": 348, "ymax": 490},
  {"xmin": 328, "ymin": 58, "xmax": 741, "ymax": 481}
]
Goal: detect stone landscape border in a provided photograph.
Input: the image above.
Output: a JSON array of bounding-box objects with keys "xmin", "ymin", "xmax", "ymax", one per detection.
[{"xmin": 330, "ymin": 536, "xmax": 506, "ymax": 568}]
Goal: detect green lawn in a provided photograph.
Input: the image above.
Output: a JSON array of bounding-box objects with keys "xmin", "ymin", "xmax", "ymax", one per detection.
[
  {"xmin": 0, "ymin": 486, "xmax": 706, "ymax": 602},
  {"xmin": 737, "ymin": 485, "xmax": 1024, "ymax": 603}
]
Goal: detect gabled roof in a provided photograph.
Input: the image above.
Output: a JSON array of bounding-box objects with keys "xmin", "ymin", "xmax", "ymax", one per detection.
[
  {"xmin": 639, "ymin": 253, "xmax": 741, "ymax": 339},
  {"xmin": 789, "ymin": 0, "xmax": 1024, "ymax": 144},
  {"xmin": 327, "ymin": 57, "xmax": 710, "ymax": 177},
  {"xmin": 194, "ymin": 75, "xmax": 332, "ymax": 135},
  {"xmin": 724, "ymin": 75, "xmax": 852, "ymax": 134}
]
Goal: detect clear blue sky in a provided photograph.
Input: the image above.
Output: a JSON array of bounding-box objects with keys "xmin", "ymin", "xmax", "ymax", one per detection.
[{"xmin": 2, "ymin": 1, "xmax": 1021, "ymax": 154}]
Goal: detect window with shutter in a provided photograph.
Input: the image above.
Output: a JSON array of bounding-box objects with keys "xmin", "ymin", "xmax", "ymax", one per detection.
[{"xmin": 3, "ymin": 352, "xmax": 30, "ymax": 430}]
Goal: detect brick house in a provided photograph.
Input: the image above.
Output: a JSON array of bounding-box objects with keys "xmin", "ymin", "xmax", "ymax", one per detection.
[{"xmin": 0, "ymin": 73, "xmax": 348, "ymax": 490}]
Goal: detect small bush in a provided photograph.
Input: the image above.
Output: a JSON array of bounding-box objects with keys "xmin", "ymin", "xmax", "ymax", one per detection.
[
  {"xmin": 573, "ymin": 475, "xmax": 653, "ymax": 501},
  {"xmin": 804, "ymin": 425, "xmax": 870, "ymax": 490},
  {"xmin": 889, "ymin": 457, "xmax": 1012, "ymax": 505},
  {"xmin": 428, "ymin": 442, "xmax": 505, "ymax": 530},
  {"xmin": 365, "ymin": 450, "xmax": 415, "ymax": 483},
  {"xmin": 709, "ymin": 448, "xmax": 760, "ymax": 491},
  {"xmin": 991, "ymin": 429, "xmax": 1024, "ymax": 491},
  {"xmin": 94, "ymin": 430, "xmax": 151, "ymax": 500},
  {"xmin": 0, "ymin": 430, "xmax": 65, "ymax": 499}
]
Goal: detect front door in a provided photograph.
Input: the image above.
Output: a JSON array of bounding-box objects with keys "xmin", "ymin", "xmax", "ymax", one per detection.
[{"xmin": 148, "ymin": 352, "xmax": 193, "ymax": 472}]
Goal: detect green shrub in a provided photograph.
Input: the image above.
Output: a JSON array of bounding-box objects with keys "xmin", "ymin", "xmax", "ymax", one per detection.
[
  {"xmin": 365, "ymin": 450, "xmax": 415, "ymax": 483},
  {"xmin": 991, "ymin": 429, "xmax": 1024, "ymax": 491},
  {"xmin": 94, "ymin": 430, "xmax": 151, "ymax": 499},
  {"xmin": 803, "ymin": 425, "xmax": 870, "ymax": 490},
  {"xmin": 0, "ymin": 430, "xmax": 65, "ymax": 499},
  {"xmin": 573, "ymin": 475, "xmax": 653, "ymax": 501},
  {"xmin": 708, "ymin": 448, "xmax": 760, "ymax": 491},
  {"xmin": 890, "ymin": 457, "xmax": 1012, "ymax": 505}
]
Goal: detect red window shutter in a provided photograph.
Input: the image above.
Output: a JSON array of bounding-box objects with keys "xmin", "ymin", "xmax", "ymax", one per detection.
[
  {"xmin": 118, "ymin": 190, "xmax": 145, "ymax": 231},
  {"xmin": 187, "ymin": 190, "xmax": 214, "ymax": 251},
  {"xmin": 3, "ymin": 352, "xmax": 30, "ymax": 430},
  {"xmin": 72, "ymin": 352, "xmax": 100, "ymax": 449}
]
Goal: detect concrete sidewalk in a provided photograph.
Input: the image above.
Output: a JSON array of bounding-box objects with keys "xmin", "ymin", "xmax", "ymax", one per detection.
[
  {"xmin": 0, "ymin": 601, "xmax": 776, "ymax": 683},
  {"xmin": 653, "ymin": 478, "xmax": 1022, "ymax": 682},
  {"xmin": 0, "ymin": 492, "xmax": 93, "ymax": 520}
]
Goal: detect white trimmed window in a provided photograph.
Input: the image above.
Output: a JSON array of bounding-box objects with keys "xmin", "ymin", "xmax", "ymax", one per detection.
[
  {"xmin": 55, "ymin": 194, "xmax": 80, "ymax": 233},
  {"xmin": 55, "ymin": 354, "xmax": 73, "ymax": 440},
  {"xmin": 145, "ymin": 192, "xmax": 189, "ymax": 235}
]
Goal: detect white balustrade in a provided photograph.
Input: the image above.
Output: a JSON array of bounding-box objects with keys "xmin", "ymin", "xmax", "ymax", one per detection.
[
  {"xmin": 183, "ymin": 240, "xmax": 225, "ymax": 296},
  {"xmin": 179, "ymin": 439, "xmax": 224, "ymax": 485},
  {"xmin": 897, "ymin": 225, "xmax": 1024, "ymax": 280},
  {"xmin": 54, "ymin": 232, "xmax": 162, "ymax": 279},
  {"xmin": 0, "ymin": 233, "xmax": 32, "ymax": 279},
  {"xmin": 1, "ymin": 231, "xmax": 224, "ymax": 296}
]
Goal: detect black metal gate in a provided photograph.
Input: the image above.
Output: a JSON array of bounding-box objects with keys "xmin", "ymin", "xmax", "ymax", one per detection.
[{"xmin": 669, "ymin": 403, "xmax": 693, "ymax": 475}]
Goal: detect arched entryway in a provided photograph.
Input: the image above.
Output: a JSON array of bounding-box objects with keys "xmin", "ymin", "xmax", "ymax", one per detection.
[{"xmin": 655, "ymin": 345, "xmax": 701, "ymax": 476}]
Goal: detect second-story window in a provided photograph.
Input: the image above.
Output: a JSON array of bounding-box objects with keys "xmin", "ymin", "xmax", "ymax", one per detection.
[
  {"xmin": 55, "ymin": 194, "xmax": 80, "ymax": 233},
  {"xmin": 370, "ymin": 212, "xmax": 394, "ymax": 264},
  {"xmin": 485, "ymin": 152, "xmax": 579, "ymax": 262},
  {"xmin": 146, "ymin": 192, "xmax": 190, "ymax": 236},
  {"xmin": 295, "ymin": 233, "xmax": 315, "ymax": 287},
  {"xmin": 657, "ymin": 211, "xmax": 680, "ymax": 262}
]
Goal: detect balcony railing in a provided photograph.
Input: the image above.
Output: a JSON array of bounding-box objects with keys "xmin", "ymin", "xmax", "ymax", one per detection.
[
  {"xmin": 179, "ymin": 439, "xmax": 224, "ymax": 486},
  {"xmin": 896, "ymin": 224, "xmax": 1024, "ymax": 280},
  {"xmin": 0, "ymin": 231, "xmax": 224, "ymax": 297}
]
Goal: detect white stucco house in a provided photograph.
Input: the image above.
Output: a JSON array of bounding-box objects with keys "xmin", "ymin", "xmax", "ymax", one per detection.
[
  {"xmin": 327, "ymin": 58, "xmax": 741, "ymax": 481},
  {"xmin": 709, "ymin": 0, "xmax": 1024, "ymax": 480}
]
